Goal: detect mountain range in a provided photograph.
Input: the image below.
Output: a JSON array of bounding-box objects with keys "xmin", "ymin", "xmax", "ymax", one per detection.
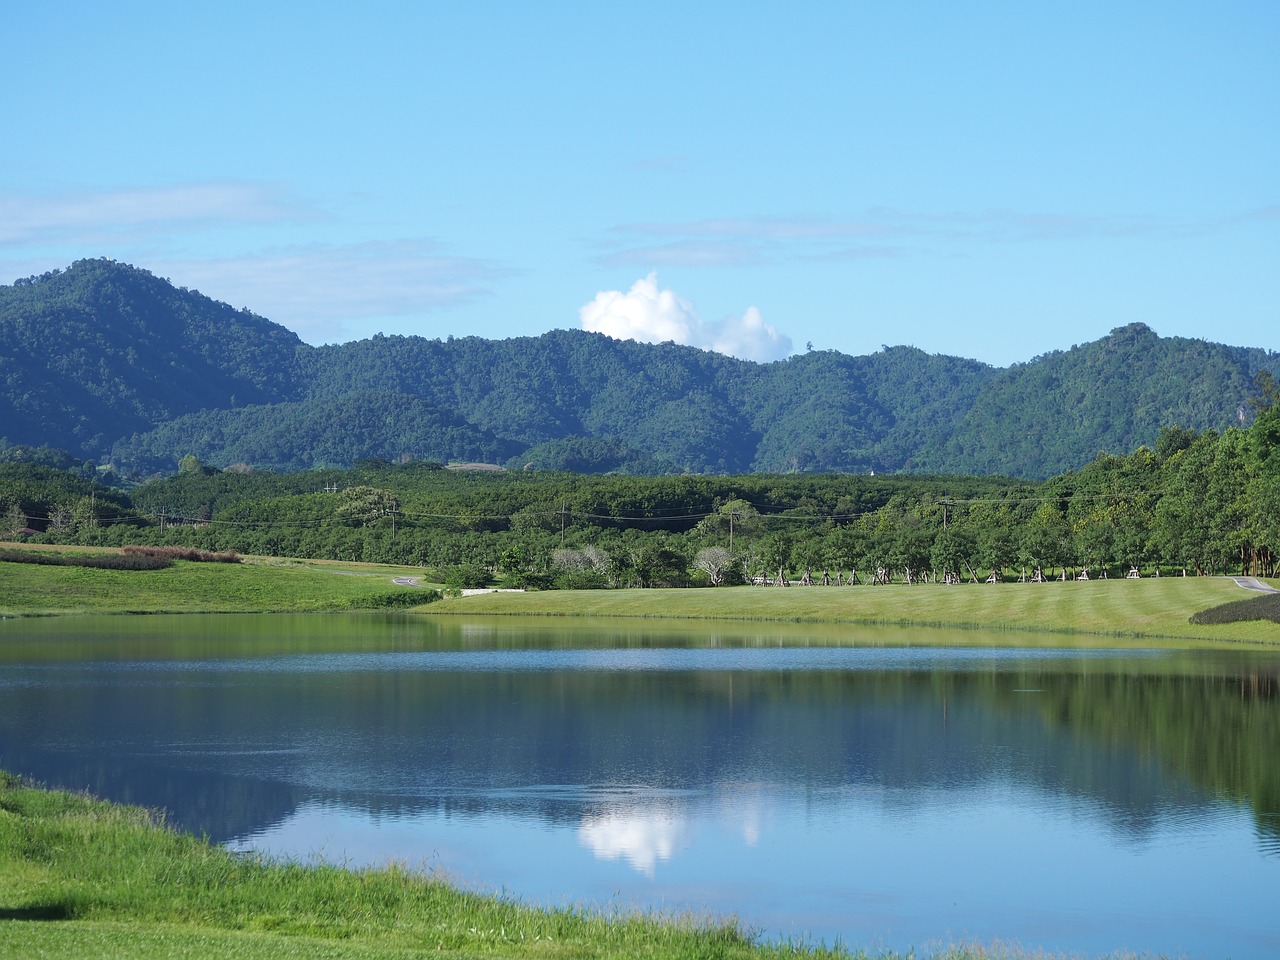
[{"xmin": 1, "ymin": 258, "xmax": 1275, "ymax": 480}]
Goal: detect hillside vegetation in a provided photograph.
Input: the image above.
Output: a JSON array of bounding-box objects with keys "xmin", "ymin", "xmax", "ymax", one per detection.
[
  {"xmin": 4, "ymin": 387, "xmax": 1280, "ymax": 596},
  {"xmin": 3, "ymin": 259, "xmax": 1276, "ymax": 479}
]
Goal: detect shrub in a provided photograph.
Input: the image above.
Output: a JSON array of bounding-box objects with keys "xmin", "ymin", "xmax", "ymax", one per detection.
[
  {"xmin": 340, "ymin": 589, "xmax": 441, "ymax": 609},
  {"xmin": 122, "ymin": 545, "xmax": 240, "ymax": 563},
  {"xmin": 553, "ymin": 569, "xmax": 610, "ymax": 590},
  {"xmin": 1190, "ymin": 592, "xmax": 1280, "ymax": 625},
  {"xmin": 0, "ymin": 548, "xmax": 172, "ymax": 571},
  {"xmin": 440, "ymin": 563, "xmax": 490, "ymax": 591},
  {"xmin": 503, "ymin": 571, "xmax": 555, "ymax": 590}
]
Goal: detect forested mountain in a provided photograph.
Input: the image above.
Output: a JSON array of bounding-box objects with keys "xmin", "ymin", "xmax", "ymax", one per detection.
[
  {"xmin": 0, "ymin": 259, "xmax": 302, "ymax": 454},
  {"xmin": 2, "ymin": 259, "xmax": 1276, "ymax": 479},
  {"xmin": 936, "ymin": 322, "xmax": 1270, "ymax": 476},
  {"xmin": 113, "ymin": 391, "xmax": 524, "ymax": 473}
]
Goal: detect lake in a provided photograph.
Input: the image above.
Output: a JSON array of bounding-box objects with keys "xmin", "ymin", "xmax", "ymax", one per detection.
[{"xmin": 1, "ymin": 613, "xmax": 1277, "ymax": 958}]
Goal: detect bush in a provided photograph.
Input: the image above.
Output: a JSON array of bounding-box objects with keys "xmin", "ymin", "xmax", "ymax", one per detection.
[
  {"xmin": 122, "ymin": 545, "xmax": 240, "ymax": 563},
  {"xmin": 440, "ymin": 564, "xmax": 490, "ymax": 591},
  {"xmin": 503, "ymin": 571, "xmax": 555, "ymax": 590},
  {"xmin": 340, "ymin": 589, "xmax": 441, "ymax": 609},
  {"xmin": 553, "ymin": 569, "xmax": 610, "ymax": 590},
  {"xmin": 1190, "ymin": 592, "xmax": 1280, "ymax": 625},
  {"xmin": 0, "ymin": 548, "xmax": 172, "ymax": 571}
]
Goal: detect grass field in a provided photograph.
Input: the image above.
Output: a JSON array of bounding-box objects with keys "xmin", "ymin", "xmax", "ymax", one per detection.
[
  {"xmin": 0, "ymin": 549, "xmax": 435, "ymax": 616},
  {"xmin": 3, "ymin": 542, "xmax": 1276, "ymax": 644},
  {"xmin": 428, "ymin": 577, "xmax": 1280, "ymax": 645}
]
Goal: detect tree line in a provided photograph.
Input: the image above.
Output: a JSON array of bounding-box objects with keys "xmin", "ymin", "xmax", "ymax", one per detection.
[{"xmin": 3, "ymin": 384, "xmax": 1278, "ymax": 587}]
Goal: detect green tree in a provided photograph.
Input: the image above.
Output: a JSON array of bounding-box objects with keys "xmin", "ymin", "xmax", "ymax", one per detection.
[
  {"xmin": 336, "ymin": 486, "xmax": 398, "ymax": 528},
  {"xmin": 931, "ymin": 525, "xmax": 976, "ymax": 582},
  {"xmin": 1022, "ymin": 501, "xmax": 1069, "ymax": 576},
  {"xmin": 626, "ymin": 538, "xmax": 687, "ymax": 588},
  {"xmin": 1152, "ymin": 433, "xmax": 1217, "ymax": 574},
  {"xmin": 972, "ymin": 501, "xmax": 1019, "ymax": 579},
  {"xmin": 1204, "ymin": 429, "xmax": 1252, "ymax": 574}
]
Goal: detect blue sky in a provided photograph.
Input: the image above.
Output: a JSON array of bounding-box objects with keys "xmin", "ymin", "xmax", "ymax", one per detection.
[{"xmin": 3, "ymin": 1, "xmax": 1276, "ymax": 366}]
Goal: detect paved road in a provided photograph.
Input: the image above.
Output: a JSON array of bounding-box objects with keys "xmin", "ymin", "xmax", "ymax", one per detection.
[{"xmin": 1228, "ymin": 576, "xmax": 1279, "ymax": 593}]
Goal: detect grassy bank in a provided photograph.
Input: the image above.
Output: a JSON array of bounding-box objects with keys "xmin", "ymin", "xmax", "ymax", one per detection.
[
  {"xmin": 428, "ymin": 577, "xmax": 1280, "ymax": 644},
  {"xmin": 3, "ymin": 543, "xmax": 1276, "ymax": 644},
  {"xmin": 2, "ymin": 771, "xmax": 982, "ymax": 960},
  {"xmin": 0, "ymin": 549, "xmax": 434, "ymax": 616}
]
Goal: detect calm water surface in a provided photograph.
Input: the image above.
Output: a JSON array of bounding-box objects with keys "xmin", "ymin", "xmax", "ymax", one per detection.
[{"xmin": 1, "ymin": 613, "xmax": 1277, "ymax": 958}]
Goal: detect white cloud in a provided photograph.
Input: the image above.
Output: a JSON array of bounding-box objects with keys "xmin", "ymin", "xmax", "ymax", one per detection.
[
  {"xmin": 579, "ymin": 273, "xmax": 792, "ymax": 363},
  {"xmin": 708, "ymin": 306, "xmax": 791, "ymax": 362}
]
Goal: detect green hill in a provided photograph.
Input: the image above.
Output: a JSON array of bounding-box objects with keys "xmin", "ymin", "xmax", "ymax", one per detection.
[
  {"xmin": 2, "ymin": 259, "xmax": 1276, "ymax": 479},
  {"xmin": 0, "ymin": 260, "xmax": 304, "ymax": 455}
]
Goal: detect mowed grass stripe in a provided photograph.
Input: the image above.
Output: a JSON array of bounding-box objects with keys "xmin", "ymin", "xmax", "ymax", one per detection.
[
  {"xmin": 429, "ymin": 578, "xmax": 1280, "ymax": 644},
  {"xmin": 4, "ymin": 552, "xmax": 1276, "ymax": 644}
]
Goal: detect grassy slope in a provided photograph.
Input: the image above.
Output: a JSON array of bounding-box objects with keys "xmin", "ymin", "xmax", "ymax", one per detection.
[
  {"xmin": 3, "ymin": 544, "xmax": 1276, "ymax": 643},
  {"xmin": 0, "ymin": 554, "xmax": 432, "ymax": 616},
  {"xmin": 427, "ymin": 578, "xmax": 1280, "ymax": 645}
]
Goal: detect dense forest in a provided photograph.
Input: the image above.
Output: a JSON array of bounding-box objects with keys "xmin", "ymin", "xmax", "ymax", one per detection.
[
  {"xmin": 4, "ymin": 377, "xmax": 1279, "ymax": 587},
  {"xmin": 3, "ymin": 259, "xmax": 1276, "ymax": 480}
]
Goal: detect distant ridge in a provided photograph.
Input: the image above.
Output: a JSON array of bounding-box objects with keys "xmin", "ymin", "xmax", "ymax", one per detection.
[{"xmin": 1, "ymin": 259, "xmax": 1276, "ymax": 479}]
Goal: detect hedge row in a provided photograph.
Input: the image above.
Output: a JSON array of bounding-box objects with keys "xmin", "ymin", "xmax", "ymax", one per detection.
[
  {"xmin": 1190, "ymin": 592, "xmax": 1280, "ymax": 625},
  {"xmin": 0, "ymin": 548, "xmax": 171, "ymax": 571},
  {"xmin": 121, "ymin": 545, "xmax": 240, "ymax": 563},
  {"xmin": 336, "ymin": 589, "xmax": 441, "ymax": 609}
]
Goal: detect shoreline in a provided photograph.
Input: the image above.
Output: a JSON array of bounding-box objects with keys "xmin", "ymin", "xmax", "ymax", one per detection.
[
  {"xmin": 0, "ymin": 771, "xmax": 854, "ymax": 960},
  {"xmin": 2, "ymin": 546, "xmax": 1277, "ymax": 645},
  {"xmin": 421, "ymin": 577, "xmax": 1280, "ymax": 646}
]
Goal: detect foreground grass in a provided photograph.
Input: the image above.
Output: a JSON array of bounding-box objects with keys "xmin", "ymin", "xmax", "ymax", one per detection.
[
  {"xmin": 0, "ymin": 550, "xmax": 432, "ymax": 617},
  {"xmin": 430, "ymin": 577, "xmax": 1280, "ymax": 644},
  {"xmin": 1, "ymin": 771, "xmax": 977, "ymax": 960}
]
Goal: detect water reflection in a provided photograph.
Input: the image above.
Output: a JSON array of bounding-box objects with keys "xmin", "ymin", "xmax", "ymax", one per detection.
[
  {"xmin": 1, "ymin": 615, "xmax": 1277, "ymax": 959},
  {"xmin": 579, "ymin": 801, "xmax": 694, "ymax": 876}
]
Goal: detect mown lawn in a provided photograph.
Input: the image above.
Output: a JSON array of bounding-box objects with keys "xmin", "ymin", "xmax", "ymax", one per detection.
[
  {"xmin": 427, "ymin": 577, "xmax": 1280, "ymax": 644},
  {"xmin": 0, "ymin": 554, "xmax": 431, "ymax": 616},
  {"xmin": 3, "ymin": 545, "xmax": 1276, "ymax": 645}
]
